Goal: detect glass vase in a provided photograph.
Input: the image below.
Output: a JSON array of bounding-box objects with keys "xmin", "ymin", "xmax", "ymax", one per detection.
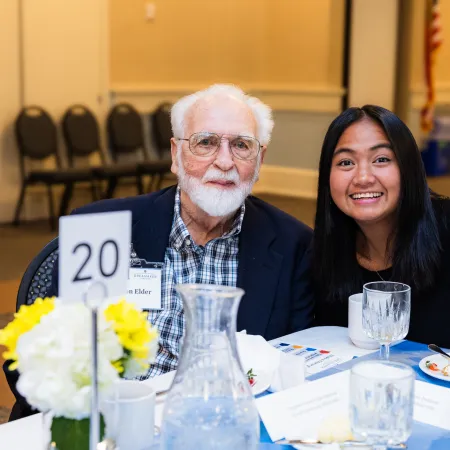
[
  {"xmin": 43, "ymin": 412, "xmax": 107, "ymax": 450},
  {"xmin": 160, "ymin": 284, "xmax": 259, "ymax": 450}
]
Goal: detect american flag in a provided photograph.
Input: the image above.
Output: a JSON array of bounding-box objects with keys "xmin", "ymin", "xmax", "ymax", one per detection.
[{"xmin": 421, "ymin": 0, "xmax": 443, "ymax": 133}]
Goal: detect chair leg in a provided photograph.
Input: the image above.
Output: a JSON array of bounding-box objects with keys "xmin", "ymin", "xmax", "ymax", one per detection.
[
  {"xmin": 146, "ymin": 174, "xmax": 156, "ymax": 193},
  {"xmin": 155, "ymin": 173, "xmax": 164, "ymax": 191},
  {"xmin": 90, "ymin": 180, "xmax": 98, "ymax": 201},
  {"xmin": 13, "ymin": 182, "xmax": 27, "ymax": 226},
  {"xmin": 104, "ymin": 177, "xmax": 118, "ymax": 199},
  {"xmin": 137, "ymin": 175, "xmax": 144, "ymax": 195},
  {"xmin": 148, "ymin": 174, "xmax": 159, "ymax": 193},
  {"xmin": 47, "ymin": 184, "xmax": 56, "ymax": 231},
  {"xmin": 59, "ymin": 183, "xmax": 74, "ymax": 218}
]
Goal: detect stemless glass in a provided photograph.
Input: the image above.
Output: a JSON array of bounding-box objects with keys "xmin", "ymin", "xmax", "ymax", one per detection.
[
  {"xmin": 362, "ymin": 282, "xmax": 411, "ymax": 360},
  {"xmin": 350, "ymin": 361, "xmax": 415, "ymax": 450}
]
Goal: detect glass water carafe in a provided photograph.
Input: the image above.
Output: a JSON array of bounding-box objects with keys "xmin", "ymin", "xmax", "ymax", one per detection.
[{"xmin": 160, "ymin": 284, "xmax": 259, "ymax": 450}]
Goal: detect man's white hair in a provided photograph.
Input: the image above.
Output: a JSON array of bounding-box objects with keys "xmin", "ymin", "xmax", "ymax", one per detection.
[{"xmin": 170, "ymin": 84, "xmax": 274, "ymax": 145}]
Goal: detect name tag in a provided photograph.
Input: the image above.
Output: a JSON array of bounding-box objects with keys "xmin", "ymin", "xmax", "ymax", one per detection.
[{"xmin": 127, "ymin": 265, "xmax": 163, "ymax": 310}]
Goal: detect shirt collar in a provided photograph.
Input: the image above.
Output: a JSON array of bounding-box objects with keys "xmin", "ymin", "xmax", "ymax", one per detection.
[{"xmin": 169, "ymin": 187, "xmax": 245, "ymax": 250}]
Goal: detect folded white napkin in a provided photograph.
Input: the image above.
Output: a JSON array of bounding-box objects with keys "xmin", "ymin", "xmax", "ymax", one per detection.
[{"xmin": 236, "ymin": 333, "xmax": 305, "ymax": 392}]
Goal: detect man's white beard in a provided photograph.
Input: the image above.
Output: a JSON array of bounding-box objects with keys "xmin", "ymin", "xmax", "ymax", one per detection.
[{"xmin": 177, "ymin": 151, "xmax": 260, "ymax": 217}]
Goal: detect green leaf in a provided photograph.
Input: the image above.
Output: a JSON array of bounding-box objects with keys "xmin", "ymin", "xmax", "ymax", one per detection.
[{"xmin": 51, "ymin": 415, "xmax": 105, "ymax": 450}]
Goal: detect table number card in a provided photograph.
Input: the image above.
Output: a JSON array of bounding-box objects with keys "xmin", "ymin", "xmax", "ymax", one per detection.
[{"xmin": 58, "ymin": 211, "xmax": 131, "ymax": 302}]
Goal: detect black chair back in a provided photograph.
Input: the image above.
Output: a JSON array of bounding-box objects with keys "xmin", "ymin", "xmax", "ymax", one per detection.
[
  {"xmin": 151, "ymin": 103, "xmax": 173, "ymax": 160},
  {"xmin": 62, "ymin": 105, "xmax": 103, "ymax": 166},
  {"xmin": 107, "ymin": 103, "xmax": 145, "ymax": 162},
  {"xmin": 15, "ymin": 106, "xmax": 60, "ymax": 166},
  {"xmin": 16, "ymin": 237, "xmax": 58, "ymax": 310}
]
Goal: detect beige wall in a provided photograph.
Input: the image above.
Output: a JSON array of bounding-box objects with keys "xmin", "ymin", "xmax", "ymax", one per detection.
[
  {"xmin": 0, "ymin": 0, "xmax": 109, "ymax": 224},
  {"xmin": 436, "ymin": 0, "xmax": 450, "ymax": 84},
  {"xmin": 348, "ymin": 0, "xmax": 399, "ymax": 109},
  {"xmin": 110, "ymin": 0, "xmax": 344, "ymax": 89},
  {"xmin": 22, "ymin": 0, "xmax": 107, "ymax": 118},
  {"xmin": 110, "ymin": 0, "xmax": 346, "ymax": 174},
  {"xmin": 0, "ymin": 1, "xmax": 21, "ymax": 223}
]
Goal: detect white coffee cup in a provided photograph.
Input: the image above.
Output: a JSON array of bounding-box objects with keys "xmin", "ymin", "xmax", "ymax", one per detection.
[
  {"xmin": 348, "ymin": 293, "xmax": 379, "ymax": 350},
  {"xmin": 103, "ymin": 379, "xmax": 156, "ymax": 450}
]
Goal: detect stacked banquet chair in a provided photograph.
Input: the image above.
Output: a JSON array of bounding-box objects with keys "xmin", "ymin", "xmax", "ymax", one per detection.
[
  {"xmin": 139, "ymin": 102, "xmax": 174, "ymax": 192},
  {"xmin": 62, "ymin": 104, "xmax": 142, "ymax": 199},
  {"xmin": 13, "ymin": 106, "xmax": 95, "ymax": 230},
  {"xmin": 107, "ymin": 102, "xmax": 172, "ymax": 195},
  {"xmin": 13, "ymin": 102, "xmax": 175, "ymax": 230}
]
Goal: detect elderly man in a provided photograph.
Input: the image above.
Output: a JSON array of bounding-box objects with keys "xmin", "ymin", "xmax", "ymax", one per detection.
[{"xmin": 6, "ymin": 84, "xmax": 313, "ymax": 420}]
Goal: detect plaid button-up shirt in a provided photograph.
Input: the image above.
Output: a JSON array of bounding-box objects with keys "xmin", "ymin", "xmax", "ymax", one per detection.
[{"xmin": 139, "ymin": 188, "xmax": 245, "ymax": 379}]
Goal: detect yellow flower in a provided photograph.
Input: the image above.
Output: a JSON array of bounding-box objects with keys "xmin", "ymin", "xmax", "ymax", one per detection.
[
  {"xmin": 104, "ymin": 299, "xmax": 158, "ymax": 375},
  {"xmin": 0, "ymin": 297, "xmax": 55, "ymax": 370},
  {"xmin": 112, "ymin": 359, "xmax": 124, "ymax": 374}
]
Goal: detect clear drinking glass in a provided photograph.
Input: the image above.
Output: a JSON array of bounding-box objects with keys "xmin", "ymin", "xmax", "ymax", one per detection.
[
  {"xmin": 362, "ymin": 281, "xmax": 411, "ymax": 359},
  {"xmin": 160, "ymin": 284, "xmax": 259, "ymax": 450},
  {"xmin": 350, "ymin": 361, "xmax": 415, "ymax": 449}
]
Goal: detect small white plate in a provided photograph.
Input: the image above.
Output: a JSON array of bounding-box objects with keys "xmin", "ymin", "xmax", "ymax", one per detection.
[
  {"xmin": 419, "ymin": 354, "xmax": 450, "ymax": 381},
  {"xmin": 250, "ymin": 369, "xmax": 271, "ymax": 396}
]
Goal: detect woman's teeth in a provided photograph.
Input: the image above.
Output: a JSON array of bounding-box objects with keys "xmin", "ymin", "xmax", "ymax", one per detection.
[{"xmin": 350, "ymin": 192, "xmax": 383, "ymax": 199}]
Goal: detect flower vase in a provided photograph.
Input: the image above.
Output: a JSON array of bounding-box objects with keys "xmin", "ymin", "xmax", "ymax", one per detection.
[{"xmin": 43, "ymin": 413, "xmax": 106, "ymax": 450}]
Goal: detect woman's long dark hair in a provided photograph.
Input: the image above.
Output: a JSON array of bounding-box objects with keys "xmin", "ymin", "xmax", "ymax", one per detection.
[{"xmin": 313, "ymin": 105, "xmax": 442, "ymax": 302}]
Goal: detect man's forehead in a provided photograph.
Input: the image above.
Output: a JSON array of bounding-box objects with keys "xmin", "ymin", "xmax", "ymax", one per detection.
[{"xmin": 185, "ymin": 95, "xmax": 257, "ymax": 136}]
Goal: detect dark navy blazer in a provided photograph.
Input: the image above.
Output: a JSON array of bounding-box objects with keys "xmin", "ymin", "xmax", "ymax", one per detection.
[
  {"xmin": 62, "ymin": 185, "xmax": 315, "ymax": 338},
  {"xmin": 6, "ymin": 185, "xmax": 314, "ymax": 420}
]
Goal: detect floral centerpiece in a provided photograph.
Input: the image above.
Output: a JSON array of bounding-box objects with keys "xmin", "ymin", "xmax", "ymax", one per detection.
[{"xmin": 0, "ymin": 297, "xmax": 158, "ymax": 450}]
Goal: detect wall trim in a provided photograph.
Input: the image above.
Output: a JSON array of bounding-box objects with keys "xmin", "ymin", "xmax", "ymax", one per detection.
[
  {"xmin": 410, "ymin": 83, "xmax": 450, "ymax": 109},
  {"xmin": 252, "ymin": 165, "xmax": 319, "ymax": 199},
  {"xmin": 110, "ymin": 83, "xmax": 345, "ymax": 113}
]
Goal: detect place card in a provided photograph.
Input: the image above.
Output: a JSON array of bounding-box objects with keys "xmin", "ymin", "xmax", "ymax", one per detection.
[
  {"xmin": 256, "ymin": 369, "xmax": 450, "ymax": 443},
  {"xmin": 256, "ymin": 371, "xmax": 349, "ymax": 442},
  {"xmin": 414, "ymin": 380, "xmax": 450, "ymax": 430}
]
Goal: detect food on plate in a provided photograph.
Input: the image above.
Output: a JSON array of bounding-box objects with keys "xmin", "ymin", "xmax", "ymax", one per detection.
[
  {"xmin": 247, "ymin": 368, "xmax": 257, "ymax": 386},
  {"xmin": 425, "ymin": 361, "xmax": 439, "ymax": 371},
  {"xmin": 318, "ymin": 414, "xmax": 354, "ymax": 443},
  {"xmin": 426, "ymin": 359, "xmax": 450, "ymax": 376}
]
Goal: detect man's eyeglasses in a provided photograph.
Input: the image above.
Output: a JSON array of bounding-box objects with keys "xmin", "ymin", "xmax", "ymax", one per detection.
[{"xmin": 178, "ymin": 132, "xmax": 261, "ymax": 161}]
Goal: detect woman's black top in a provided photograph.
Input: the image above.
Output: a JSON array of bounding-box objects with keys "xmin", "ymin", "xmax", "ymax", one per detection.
[{"xmin": 315, "ymin": 198, "xmax": 450, "ymax": 349}]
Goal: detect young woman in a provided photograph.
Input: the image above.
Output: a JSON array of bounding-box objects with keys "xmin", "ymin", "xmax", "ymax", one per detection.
[{"xmin": 313, "ymin": 105, "xmax": 450, "ymax": 348}]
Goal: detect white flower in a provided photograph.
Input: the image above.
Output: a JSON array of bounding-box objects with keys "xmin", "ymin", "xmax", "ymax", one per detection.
[{"xmin": 16, "ymin": 301, "xmax": 123, "ymax": 419}]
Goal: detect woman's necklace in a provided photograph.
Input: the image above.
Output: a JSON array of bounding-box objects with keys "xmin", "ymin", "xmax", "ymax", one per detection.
[
  {"xmin": 356, "ymin": 252, "xmax": 390, "ymax": 281},
  {"xmin": 375, "ymin": 270, "xmax": 386, "ymax": 282}
]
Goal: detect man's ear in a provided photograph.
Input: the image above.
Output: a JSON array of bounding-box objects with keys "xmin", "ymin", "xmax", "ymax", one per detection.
[
  {"xmin": 170, "ymin": 138, "xmax": 179, "ymax": 175},
  {"xmin": 254, "ymin": 146, "xmax": 267, "ymax": 182},
  {"xmin": 260, "ymin": 145, "xmax": 267, "ymax": 165}
]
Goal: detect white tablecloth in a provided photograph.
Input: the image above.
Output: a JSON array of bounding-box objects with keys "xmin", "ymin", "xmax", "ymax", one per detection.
[{"xmin": 0, "ymin": 326, "xmax": 361, "ymax": 449}]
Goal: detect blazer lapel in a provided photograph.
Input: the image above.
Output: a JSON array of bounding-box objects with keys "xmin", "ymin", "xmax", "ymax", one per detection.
[
  {"xmin": 237, "ymin": 197, "xmax": 283, "ymax": 336},
  {"xmin": 131, "ymin": 187, "xmax": 176, "ymax": 262}
]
